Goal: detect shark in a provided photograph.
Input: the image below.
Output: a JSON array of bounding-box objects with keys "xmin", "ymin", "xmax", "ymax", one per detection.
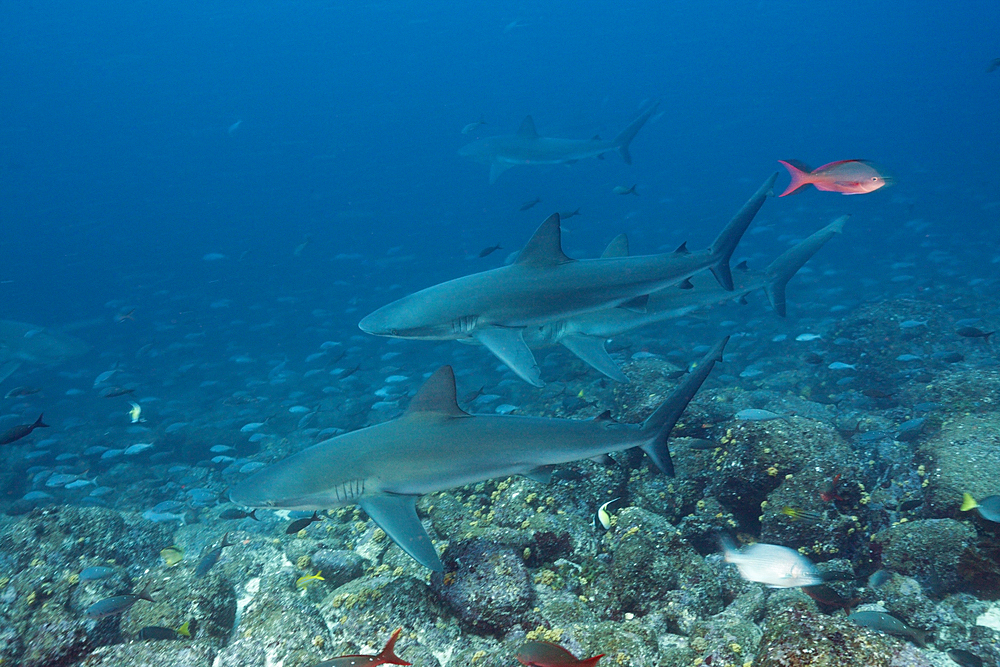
[
  {"xmin": 459, "ymin": 102, "xmax": 659, "ymax": 184},
  {"xmin": 229, "ymin": 338, "xmax": 727, "ymax": 571},
  {"xmin": 491, "ymin": 215, "xmax": 848, "ymax": 382},
  {"xmin": 0, "ymin": 320, "xmax": 90, "ymax": 385},
  {"xmin": 359, "ymin": 174, "xmax": 776, "ymax": 387}
]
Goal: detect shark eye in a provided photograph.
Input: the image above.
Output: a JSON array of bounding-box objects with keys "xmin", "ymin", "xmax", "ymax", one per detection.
[{"xmin": 389, "ymin": 328, "xmax": 399, "ymax": 336}]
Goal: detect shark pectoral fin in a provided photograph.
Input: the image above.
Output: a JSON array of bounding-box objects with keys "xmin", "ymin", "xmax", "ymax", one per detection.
[
  {"xmin": 474, "ymin": 327, "xmax": 543, "ymax": 387},
  {"xmin": 560, "ymin": 335, "xmax": 628, "ymax": 383},
  {"xmin": 618, "ymin": 294, "xmax": 649, "ymax": 312},
  {"xmin": 359, "ymin": 495, "xmax": 443, "ymax": 571},
  {"xmin": 524, "ymin": 465, "xmax": 555, "ymax": 484},
  {"xmin": 0, "ymin": 361, "xmax": 21, "ymax": 385},
  {"xmin": 489, "ymin": 161, "xmax": 515, "ymax": 184}
]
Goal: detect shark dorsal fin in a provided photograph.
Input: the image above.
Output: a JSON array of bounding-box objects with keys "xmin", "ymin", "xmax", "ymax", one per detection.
[
  {"xmin": 674, "ymin": 242, "xmax": 689, "ymax": 255},
  {"xmin": 406, "ymin": 366, "xmax": 469, "ymax": 417},
  {"xmin": 516, "ymin": 116, "xmax": 538, "ymax": 138},
  {"xmin": 600, "ymin": 233, "xmax": 629, "ymax": 258},
  {"xmin": 735, "ymin": 260, "xmax": 749, "ymax": 272},
  {"xmin": 595, "ymin": 410, "xmax": 617, "ymax": 423},
  {"xmin": 516, "ymin": 214, "xmax": 572, "ymax": 266},
  {"xmin": 678, "ymin": 278, "xmax": 694, "ymax": 290}
]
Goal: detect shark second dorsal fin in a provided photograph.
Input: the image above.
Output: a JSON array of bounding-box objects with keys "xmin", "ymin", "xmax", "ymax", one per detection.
[
  {"xmin": 516, "ymin": 214, "xmax": 572, "ymax": 266},
  {"xmin": 600, "ymin": 233, "xmax": 629, "ymax": 258},
  {"xmin": 406, "ymin": 366, "xmax": 469, "ymax": 417},
  {"xmin": 516, "ymin": 116, "xmax": 538, "ymax": 138}
]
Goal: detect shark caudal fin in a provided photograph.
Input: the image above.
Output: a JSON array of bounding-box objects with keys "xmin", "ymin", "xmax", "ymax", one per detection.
[
  {"xmin": 777, "ymin": 160, "xmax": 814, "ymax": 196},
  {"xmin": 613, "ymin": 101, "xmax": 659, "ymax": 164},
  {"xmin": 708, "ymin": 173, "xmax": 777, "ymax": 291},
  {"xmin": 764, "ymin": 215, "xmax": 847, "ymax": 317},
  {"xmin": 639, "ymin": 337, "xmax": 727, "ymax": 476}
]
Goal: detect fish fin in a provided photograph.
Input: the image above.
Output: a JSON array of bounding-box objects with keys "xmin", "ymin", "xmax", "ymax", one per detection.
[
  {"xmin": 406, "ymin": 366, "xmax": 470, "ymax": 417},
  {"xmin": 34, "ymin": 414, "xmax": 48, "ymax": 429},
  {"xmin": 516, "ymin": 115, "xmax": 538, "ymax": 137},
  {"xmin": 735, "ymin": 260, "xmax": 749, "ymax": 271},
  {"xmin": 137, "ymin": 583, "xmax": 155, "ymax": 603},
  {"xmin": 378, "ymin": 628, "xmax": 412, "ymax": 666},
  {"xmin": 489, "ymin": 160, "xmax": 514, "ymax": 184},
  {"xmin": 764, "ymin": 215, "xmax": 848, "ymax": 317},
  {"xmin": 613, "ymin": 100, "xmax": 658, "ymax": 164},
  {"xmin": 600, "ymin": 233, "xmax": 629, "ymax": 258},
  {"xmin": 515, "ymin": 213, "xmax": 572, "ymax": 266},
  {"xmin": 777, "ymin": 160, "xmax": 813, "ymax": 196},
  {"xmin": 0, "ymin": 361, "xmax": 21, "ymax": 386},
  {"xmin": 640, "ymin": 337, "xmax": 728, "ymax": 476},
  {"xmin": 560, "ymin": 335, "xmax": 628, "ymax": 383},
  {"xmin": 738, "ymin": 294, "xmax": 749, "ymax": 305},
  {"xmin": 594, "ymin": 410, "xmax": 617, "ymax": 423},
  {"xmin": 961, "ymin": 493, "xmax": 979, "ymax": 512},
  {"xmin": 678, "ymin": 278, "xmax": 693, "ymax": 290},
  {"xmin": 591, "ymin": 134, "xmax": 602, "ymax": 141},
  {"xmin": 524, "ymin": 465, "xmax": 555, "ymax": 484},
  {"xmin": 578, "ymin": 655, "xmax": 605, "ymax": 667},
  {"xmin": 359, "ymin": 495, "xmax": 442, "ymax": 572},
  {"xmin": 709, "ymin": 173, "xmax": 777, "ymax": 290},
  {"xmin": 591, "ymin": 453, "xmax": 615, "ymax": 465},
  {"xmin": 673, "ymin": 242, "xmax": 690, "ymax": 254},
  {"xmin": 473, "ymin": 327, "xmax": 543, "ymax": 387},
  {"xmin": 618, "ymin": 294, "xmax": 649, "ymax": 312}
]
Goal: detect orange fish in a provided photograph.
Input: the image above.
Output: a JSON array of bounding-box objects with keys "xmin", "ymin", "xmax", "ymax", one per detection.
[
  {"xmin": 517, "ymin": 642, "xmax": 604, "ymax": 667},
  {"xmin": 778, "ymin": 159, "xmax": 890, "ymax": 196},
  {"xmin": 311, "ymin": 629, "xmax": 411, "ymax": 667}
]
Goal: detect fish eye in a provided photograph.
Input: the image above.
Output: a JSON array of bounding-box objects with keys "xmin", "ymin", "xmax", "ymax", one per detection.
[{"xmin": 871, "ymin": 177, "xmax": 879, "ymax": 181}]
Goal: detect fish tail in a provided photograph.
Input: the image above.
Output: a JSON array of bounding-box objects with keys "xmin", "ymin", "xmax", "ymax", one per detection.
[
  {"xmin": 138, "ymin": 584, "xmax": 155, "ymax": 603},
  {"xmin": 578, "ymin": 655, "xmax": 606, "ymax": 667},
  {"xmin": 613, "ymin": 101, "xmax": 658, "ymax": 164},
  {"xmin": 777, "ymin": 160, "xmax": 814, "ymax": 196},
  {"xmin": 249, "ymin": 509, "xmax": 259, "ymax": 521},
  {"xmin": 763, "ymin": 215, "xmax": 848, "ymax": 317},
  {"xmin": 961, "ymin": 493, "xmax": 979, "ymax": 512},
  {"xmin": 34, "ymin": 414, "xmax": 48, "ymax": 428},
  {"xmin": 708, "ymin": 173, "xmax": 776, "ymax": 291},
  {"xmin": 378, "ymin": 628, "xmax": 412, "ymax": 666},
  {"xmin": 639, "ymin": 337, "xmax": 727, "ymax": 476}
]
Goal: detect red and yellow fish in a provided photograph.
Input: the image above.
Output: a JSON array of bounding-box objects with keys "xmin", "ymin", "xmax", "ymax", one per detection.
[
  {"xmin": 516, "ymin": 641, "xmax": 604, "ymax": 667},
  {"xmin": 311, "ymin": 629, "xmax": 410, "ymax": 667},
  {"xmin": 778, "ymin": 159, "xmax": 890, "ymax": 196}
]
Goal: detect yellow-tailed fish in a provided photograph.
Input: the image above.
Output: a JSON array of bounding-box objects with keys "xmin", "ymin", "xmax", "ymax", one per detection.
[
  {"xmin": 128, "ymin": 401, "xmax": 143, "ymax": 423},
  {"xmin": 160, "ymin": 545, "xmax": 184, "ymax": 567},
  {"xmin": 780, "ymin": 506, "xmax": 824, "ymax": 522},
  {"xmin": 175, "ymin": 620, "xmax": 191, "ymax": 638},
  {"xmin": 296, "ymin": 570, "xmax": 324, "ymax": 589},
  {"xmin": 595, "ymin": 498, "xmax": 620, "ymax": 530}
]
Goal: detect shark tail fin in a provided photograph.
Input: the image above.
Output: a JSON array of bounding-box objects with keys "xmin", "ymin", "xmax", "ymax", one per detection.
[
  {"xmin": 708, "ymin": 173, "xmax": 778, "ymax": 291},
  {"xmin": 613, "ymin": 101, "xmax": 659, "ymax": 164},
  {"xmin": 764, "ymin": 215, "xmax": 847, "ymax": 317},
  {"xmin": 639, "ymin": 337, "xmax": 727, "ymax": 476},
  {"xmin": 378, "ymin": 628, "xmax": 412, "ymax": 666}
]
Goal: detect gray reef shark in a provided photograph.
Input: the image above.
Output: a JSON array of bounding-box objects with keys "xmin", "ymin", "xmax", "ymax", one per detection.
[
  {"xmin": 0, "ymin": 320, "xmax": 90, "ymax": 385},
  {"xmin": 496, "ymin": 215, "xmax": 848, "ymax": 382},
  {"xmin": 229, "ymin": 338, "xmax": 727, "ymax": 571},
  {"xmin": 459, "ymin": 102, "xmax": 659, "ymax": 184},
  {"xmin": 359, "ymin": 174, "xmax": 776, "ymax": 387}
]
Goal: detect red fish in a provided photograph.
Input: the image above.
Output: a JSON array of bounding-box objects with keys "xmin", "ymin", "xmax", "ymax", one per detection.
[
  {"xmin": 778, "ymin": 159, "xmax": 890, "ymax": 196},
  {"xmin": 517, "ymin": 641, "xmax": 604, "ymax": 667},
  {"xmin": 311, "ymin": 629, "xmax": 411, "ymax": 667}
]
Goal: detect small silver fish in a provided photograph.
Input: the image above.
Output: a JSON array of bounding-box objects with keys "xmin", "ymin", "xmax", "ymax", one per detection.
[
  {"xmin": 827, "ymin": 362, "xmax": 856, "ymax": 370},
  {"xmin": 735, "ymin": 409, "xmax": 786, "ymax": 422},
  {"xmin": 721, "ymin": 538, "xmax": 822, "ymax": 588},
  {"xmin": 795, "ymin": 333, "xmax": 822, "ymax": 342}
]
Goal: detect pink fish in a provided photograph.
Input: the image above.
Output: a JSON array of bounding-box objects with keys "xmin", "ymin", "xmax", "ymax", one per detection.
[
  {"xmin": 777, "ymin": 159, "xmax": 890, "ymax": 196},
  {"xmin": 311, "ymin": 629, "xmax": 411, "ymax": 667}
]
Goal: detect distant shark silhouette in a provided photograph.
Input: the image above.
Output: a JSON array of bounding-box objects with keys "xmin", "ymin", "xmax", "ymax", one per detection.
[
  {"xmin": 459, "ymin": 102, "xmax": 658, "ymax": 183},
  {"xmin": 0, "ymin": 320, "xmax": 90, "ymax": 385}
]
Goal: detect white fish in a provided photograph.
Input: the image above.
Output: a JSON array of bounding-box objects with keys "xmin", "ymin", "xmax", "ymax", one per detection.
[
  {"xmin": 240, "ymin": 422, "xmax": 265, "ymax": 432},
  {"xmin": 305, "ymin": 352, "xmax": 327, "ymax": 363},
  {"xmin": 384, "ymin": 375, "xmax": 408, "ymax": 383},
  {"xmin": 227, "ymin": 119, "xmax": 242, "ymax": 134},
  {"xmin": 771, "ymin": 334, "xmax": 787, "ymax": 342},
  {"xmin": 827, "ymin": 362, "xmax": 856, "ymax": 370},
  {"xmin": 124, "ymin": 443, "xmax": 154, "ymax": 455},
  {"xmin": 735, "ymin": 409, "xmax": 786, "ymax": 422},
  {"xmin": 100, "ymin": 449, "xmax": 124, "ymax": 460},
  {"xmin": 210, "ymin": 445, "xmax": 236, "ymax": 454},
  {"xmin": 93, "ymin": 370, "xmax": 118, "ymax": 387},
  {"xmin": 287, "ymin": 405, "xmax": 311, "ymax": 414},
  {"xmin": 795, "ymin": 333, "xmax": 822, "ymax": 342},
  {"xmin": 495, "ymin": 404, "xmax": 518, "ymax": 415},
  {"xmin": 64, "ymin": 479, "xmax": 96, "ymax": 489},
  {"xmin": 721, "ymin": 538, "xmax": 822, "ymax": 588}
]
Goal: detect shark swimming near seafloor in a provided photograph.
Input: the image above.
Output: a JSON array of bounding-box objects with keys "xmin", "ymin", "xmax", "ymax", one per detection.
[
  {"xmin": 488, "ymin": 215, "xmax": 849, "ymax": 382},
  {"xmin": 0, "ymin": 320, "xmax": 91, "ymax": 385},
  {"xmin": 458, "ymin": 102, "xmax": 659, "ymax": 184},
  {"xmin": 229, "ymin": 338, "xmax": 727, "ymax": 571},
  {"xmin": 359, "ymin": 174, "xmax": 776, "ymax": 387}
]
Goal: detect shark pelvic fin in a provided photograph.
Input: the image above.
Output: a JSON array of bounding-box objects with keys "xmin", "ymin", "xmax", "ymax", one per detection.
[
  {"xmin": 474, "ymin": 327, "xmax": 543, "ymax": 387},
  {"xmin": 560, "ymin": 334, "xmax": 628, "ymax": 383},
  {"xmin": 406, "ymin": 366, "xmax": 470, "ymax": 417},
  {"xmin": 524, "ymin": 465, "xmax": 555, "ymax": 484},
  {"xmin": 359, "ymin": 495, "xmax": 442, "ymax": 571},
  {"xmin": 618, "ymin": 294, "xmax": 649, "ymax": 312},
  {"xmin": 516, "ymin": 213, "xmax": 572, "ymax": 266},
  {"xmin": 600, "ymin": 233, "xmax": 629, "ymax": 258},
  {"xmin": 516, "ymin": 116, "xmax": 538, "ymax": 138},
  {"xmin": 489, "ymin": 161, "xmax": 514, "ymax": 185}
]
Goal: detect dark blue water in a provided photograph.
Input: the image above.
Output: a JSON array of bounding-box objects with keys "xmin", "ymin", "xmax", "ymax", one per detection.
[{"xmin": 2, "ymin": 0, "xmax": 998, "ymax": 347}]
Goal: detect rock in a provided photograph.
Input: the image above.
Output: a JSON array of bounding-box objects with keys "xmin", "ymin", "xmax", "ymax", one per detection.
[
  {"xmin": 310, "ymin": 549, "xmax": 366, "ymax": 588},
  {"xmin": 689, "ymin": 609, "xmax": 763, "ymax": 666},
  {"xmin": 920, "ymin": 413, "xmax": 1000, "ymax": 518},
  {"xmin": 873, "ymin": 518, "xmax": 976, "ymax": 594},
  {"xmin": 19, "ymin": 619, "xmax": 92, "ymax": 667},
  {"xmin": 123, "ymin": 570, "xmax": 237, "ymax": 647},
  {"xmin": 81, "ymin": 640, "xmax": 216, "ymax": 666},
  {"xmin": 430, "ymin": 539, "xmax": 535, "ymax": 635},
  {"xmin": 754, "ymin": 608, "xmax": 932, "ymax": 666}
]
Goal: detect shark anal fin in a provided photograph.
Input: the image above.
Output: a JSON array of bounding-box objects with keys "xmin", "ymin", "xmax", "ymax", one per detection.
[
  {"xmin": 560, "ymin": 334, "xmax": 628, "ymax": 383},
  {"xmin": 524, "ymin": 465, "xmax": 555, "ymax": 484},
  {"xmin": 516, "ymin": 213, "xmax": 572, "ymax": 266},
  {"xmin": 359, "ymin": 495, "xmax": 442, "ymax": 571},
  {"xmin": 489, "ymin": 161, "xmax": 515, "ymax": 185},
  {"xmin": 474, "ymin": 327, "xmax": 543, "ymax": 387},
  {"xmin": 516, "ymin": 116, "xmax": 538, "ymax": 138},
  {"xmin": 406, "ymin": 366, "xmax": 470, "ymax": 418}
]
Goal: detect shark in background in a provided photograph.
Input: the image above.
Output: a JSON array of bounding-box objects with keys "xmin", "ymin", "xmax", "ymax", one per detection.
[
  {"xmin": 359, "ymin": 174, "xmax": 775, "ymax": 387},
  {"xmin": 229, "ymin": 338, "xmax": 728, "ymax": 571},
  {"xmin": 459, "ymin": 102, "xmax": 659, "ymax": 184},
  {"xmin": 0, "ymin": 320, "xmax": 91, "ymax": 385},
  {"xmin": 481, "ymin": 215, "xmax": 848, "ymax": 382}
]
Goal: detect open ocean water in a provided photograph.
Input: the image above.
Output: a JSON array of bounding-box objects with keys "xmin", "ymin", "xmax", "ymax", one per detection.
[{"xmin": 1, "ymin": 1, "xmax": 999, "ymax": 666}]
